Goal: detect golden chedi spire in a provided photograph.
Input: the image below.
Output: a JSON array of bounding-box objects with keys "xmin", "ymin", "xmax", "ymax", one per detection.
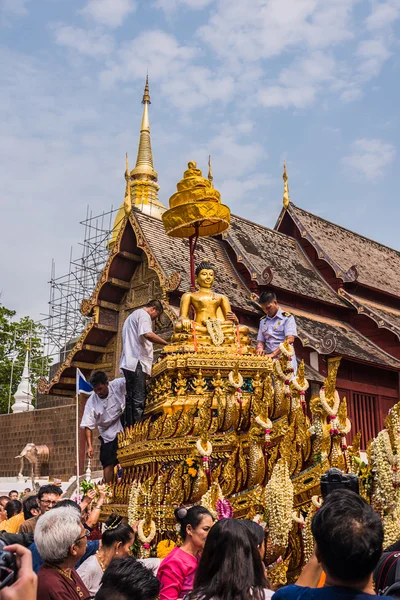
[
  {"xmin": 107, "ymin": 77, "xmax": 166, "ymax": 250},
  {"xmin": 131, "ymin": 75, "xmax": 157, "ymax": 180},
  {"xmin": 283, "ymin": 161, "xmax": 290, "ymax": 209}
]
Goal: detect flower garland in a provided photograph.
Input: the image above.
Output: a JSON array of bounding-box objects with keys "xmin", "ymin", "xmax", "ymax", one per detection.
[
  {"xmin": 319, "ymin": 387, "xmax": 340, "ymax": 435},
  {"xmin": 205, "ymin": 318, "xmax": 225, "ymax": 346},
  {"xmin": 264, "ymin": 459, "xmax": 294, "ymax": 548},
  {"xmin": 311, "ymin": 495, "xmax": 322, "ymax": 509},
  {"xmin": 127, "ymin": 481, "xmax": 142, "ymax": 526},
  {"xmin": 291, "ymin": 375, "xmax": 309, "ymax": 412},
  {"xmin": 372, "ymin": 430, "xmax": 399, "ymax": 518},
  {"xmin": 252, "ymin": 514, "xmax": 267, "ymax": 529},
  {"xmin": 275, "ymin": 360, "xmax": 294, "ymax": 402},
  {"xmin": 216, "ymin": 498, "xmax": 233, "ymax": 519},
  {"xmin": 255, "ymin": 415, "xmax": 273, "ymax": 444},
  {"xmin": 279, "ymin": 342, "xmax": 295, "ymax": 358},
  {"xmin": 196, "ymin": 439, "xmax": 212, "ymax": 473},
  {"xmin": 138, "ymin": 519, "xmax": 156, "ymax": 545},
  {"xmin": 292, "ymin": 511, "xmax": 305, "ymax": 528},
  {"xmin": 228, "ymin": 370, "xmax": 244, "ymax": 404}
]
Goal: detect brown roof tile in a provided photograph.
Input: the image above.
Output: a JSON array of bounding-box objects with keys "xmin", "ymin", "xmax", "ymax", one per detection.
[
  {"xmin": 227, "ymin": 214, "xmax": 343, "ymax": 306},
  {"xmin": 287, "ymin": 204, "xmax": 400, "ymax": 297},
  {"xmin": 339, "ymin": 290, "xmax": 400, "ymax": 339},
  {"xmin": 289, "ymin": 307, "xmax": 400, "ymax": 369}
]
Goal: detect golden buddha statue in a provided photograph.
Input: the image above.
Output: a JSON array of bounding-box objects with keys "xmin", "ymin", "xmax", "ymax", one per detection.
[{"xmin": 165, "ymin": 261, "xmax": 251, "ymax": 353}]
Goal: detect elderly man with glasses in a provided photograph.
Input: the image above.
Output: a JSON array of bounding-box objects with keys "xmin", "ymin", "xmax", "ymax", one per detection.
[
  {"xmin": 36, "ymin": 505, "xmax": 90, "ymax": 600},
  {"xmin": 19, "ymin": 484, "xmax": 62, "ymax": 535}
]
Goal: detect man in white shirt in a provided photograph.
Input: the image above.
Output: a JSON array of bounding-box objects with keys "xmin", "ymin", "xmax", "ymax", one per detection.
[
  {"xmin": 80, "ymin": 371, "xmax": 126, "ymax": 483},
  {"xmin": 120, "ymin": 299, "xmax": 167, "ymax": 427}
]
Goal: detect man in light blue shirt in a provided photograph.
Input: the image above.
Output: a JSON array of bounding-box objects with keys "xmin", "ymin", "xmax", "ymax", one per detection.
[{"xmin": 256, "ymin": 291, "xmax": 298, "ymax": 373}]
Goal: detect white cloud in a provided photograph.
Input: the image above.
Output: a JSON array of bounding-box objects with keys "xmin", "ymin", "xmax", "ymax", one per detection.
[
  {"xmin": 198, "ymin": 0, "xmax": 357, "ymax": 63},
  {"xmin": 53, "ymin": 25, "xmax": 115, "ymax": 58},
  {"xmin": 366, "ymin": 0, "xmax": 400, "ymax": 30},
  {"xmin": 100, "ymin": 30, "xmax": 196, "ymax": 87},
  {"xmin": 100, "ymin": 30, "xmax": 234, "ymax": 110},
  {"xmin": 0, "ymin": 0, "xmax": 30, "ymax": 18},
  {"xmin": 342, "ymin": 138, "xmax": 395, "ymax": 180},
  {"xmin": 155, "ymin": 0, "xmax": 214, "ymax": 11},
  {"xmin": 258, "ymin": 51, "xmax": 335, "ymax": 109},
  {"xmin": 356, "ymin": 38, "xmax": 392, "ymax": 77},
  {"xmin": 80, "ymin": 0, "xmax": 137, "ymax": 28}
]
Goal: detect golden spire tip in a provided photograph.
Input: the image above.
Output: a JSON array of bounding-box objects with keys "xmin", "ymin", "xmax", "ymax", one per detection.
[
  {"xmin": 142, "ymin": 74, "xmax": 151, "ymax": 104},
  {"xmin": 282, "ymin": 161, "xmax": 290, "ymax": 209}
]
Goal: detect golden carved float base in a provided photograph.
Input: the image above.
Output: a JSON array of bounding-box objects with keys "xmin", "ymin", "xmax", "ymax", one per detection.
[{"xmin": 106, "ymin": 350, "xmax": 354, "ymax": 583}]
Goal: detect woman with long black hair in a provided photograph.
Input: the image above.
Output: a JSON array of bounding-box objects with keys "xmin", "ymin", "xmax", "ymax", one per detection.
[
  {"xmin": 158, "ymin": 506, "xmax": 214, "ymax": 600},
  {"xmin": 186, "ymin": 518, "xmax": 274, "ymax": 600}
]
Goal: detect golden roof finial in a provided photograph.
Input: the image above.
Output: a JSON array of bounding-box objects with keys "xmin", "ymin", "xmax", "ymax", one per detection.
[
  {"xmin": 131, "ymin": 76, "xmax": 157, "ymax": 180},
  {"xmin": 283, "ymin": 161, "xmax": 290, "ymax": 209},
  {"xmin": 124, "ymin": 153, "xmax": 132, "ymax": 215},
  {"xmin": 125, "ymin": 152, "xmax": 129, "ymax": 177},
  {"xmin": 208, "ymin": 155, "xmax": 214, "ymax": 188}
]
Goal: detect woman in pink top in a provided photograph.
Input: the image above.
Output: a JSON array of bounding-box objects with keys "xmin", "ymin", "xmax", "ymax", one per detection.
[{"xmin": 158, "ymin": 506, "xmax": 214, "ymax": 600}]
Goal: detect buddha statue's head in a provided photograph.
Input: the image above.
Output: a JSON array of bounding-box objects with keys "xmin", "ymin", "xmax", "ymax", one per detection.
[{"xmin": 195, "ymin": 261, "xmax": 215, "ymax": 289}]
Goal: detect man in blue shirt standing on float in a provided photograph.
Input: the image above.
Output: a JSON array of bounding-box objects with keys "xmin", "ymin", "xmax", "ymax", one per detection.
[{"xmin": 256, "ymin": 291, "xmax": 298, "ymax": 374}]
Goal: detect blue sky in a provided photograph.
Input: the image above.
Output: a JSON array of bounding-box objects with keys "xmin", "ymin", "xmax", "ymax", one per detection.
[{"xmin": 1, "ymin": 0, "xmax": 399, "ymax": 319}]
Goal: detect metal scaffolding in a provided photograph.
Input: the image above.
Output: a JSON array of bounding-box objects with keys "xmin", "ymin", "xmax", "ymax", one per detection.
[{"xmin": 39, "ymin": 205, "xmax": 118, "ymax": 367}]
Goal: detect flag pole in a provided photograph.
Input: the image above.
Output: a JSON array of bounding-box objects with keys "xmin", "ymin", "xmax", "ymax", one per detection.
[{"xmin": 76, "ymin": 390, "xmax": 80, "ymax": 499}]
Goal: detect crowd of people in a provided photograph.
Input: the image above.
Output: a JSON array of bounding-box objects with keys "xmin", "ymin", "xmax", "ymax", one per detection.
[{"xmin": 1, "ymin": 484, "xmax": 400, "ymax": 599}]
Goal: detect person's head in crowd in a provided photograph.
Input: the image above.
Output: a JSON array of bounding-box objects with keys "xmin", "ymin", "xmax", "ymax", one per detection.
[
  {"xmin": 90, "ymin": 371, "xmax": 109, "ymax": 399},
  {"xmin": 8, "ymin": 490, "xmax": 19, "ymax": 501},
  {"xmin": 242, "ymin": 519, "xmax": 266, "ymax": 561},
  {"xmin": 37, "ymin": 484, "xmax": 62, "ymax": 515},
  {"xmin": 102, "ymin": 514, "xmax": 135, "ymax": 558},
  {"xmin": 188, "ymin": 518, "xmax": 268, "ymax": 600},
  {"xmin": 5, "ymin": 499, "xmax": 22, "ymax": 520},
  {"xmin": 0, "ymin": 496, "xmax": 9, "ymax": 522},
  {"xmin": 95, "ymin": 556, "xmax": 160, "ymax": 600},
  {"xmin": 23, "ymin": 495, "xmax": 40, "ymax": 521},
  {"xmin": 312, "ymin": 489, "xmax": 383, "ymax": 589},
  {"xmin": 24, "ymin": 487, "xmax": 31, "ymax": 494},
  {"xmin": 174, "ymin": 506, "xmax": 214, "ymax": 554},
  {"xmin": 144, "ymin": 299, "xmax": 164, "ymax": 321},
  {"xmin": 35, "ymin": 505, "xmax": 88, "ymax": 568}
]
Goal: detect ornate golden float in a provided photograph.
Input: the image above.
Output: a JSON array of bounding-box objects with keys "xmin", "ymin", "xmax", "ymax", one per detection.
[{"xmin": 102, "ymin": 161, "xmax": 373, "ymax": 583}]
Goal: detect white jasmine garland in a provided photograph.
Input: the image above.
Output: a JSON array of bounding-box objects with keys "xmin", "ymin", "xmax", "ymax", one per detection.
[
  {"xmin": 319, "ymin": 388, "xmax": 340, "ymax": 434},
  {"xmin": 255, "ymin": 415, "xmax": 273, "ymax": 443},
  {"xmin": 311, "ymin": 496, "xmax": 322, "ymax": 509},
  {"xmin": 279, "ymin": 342, "xmax": 294, "ymax": 358},
  {"xmin": 291, "ymin": 377, "xmax": 309, "ymax": 393},
  {"xmin": 228, "ymin": 370, "xmax": 244, "ymax": 389},
  {"xmin": 137, "ymin": 519, "xmax": 156, "ymax": 544},
  {"xmin": 196, "ymin": 439, "xmax": 212, "ymax": 457}
]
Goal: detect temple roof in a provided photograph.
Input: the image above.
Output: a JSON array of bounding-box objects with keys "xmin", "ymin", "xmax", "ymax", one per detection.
[
  {"xmin": 226, "ymin": 215, "xmax": 343, "ymax": 306},
  {"xmin": 279, "ymin": 203, "xmax": 400, "ymax": 298},
  {"xmin": 338, "ymin": 289, "xmax": 400, "ymax": 340},
  {"xmin": 289, "ymin": 307, "xmax": 400, "ymax": 369}
]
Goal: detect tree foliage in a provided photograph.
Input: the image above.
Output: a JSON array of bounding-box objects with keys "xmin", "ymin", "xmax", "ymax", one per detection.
[{"xmin": 0, "ymin": 303, "xmax": 52, "ymax": 414}]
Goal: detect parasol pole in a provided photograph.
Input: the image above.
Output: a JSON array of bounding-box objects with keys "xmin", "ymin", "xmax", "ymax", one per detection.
[{"xmin": 189, "ymin": 224, "xmax": 200, "ymax": 291}]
